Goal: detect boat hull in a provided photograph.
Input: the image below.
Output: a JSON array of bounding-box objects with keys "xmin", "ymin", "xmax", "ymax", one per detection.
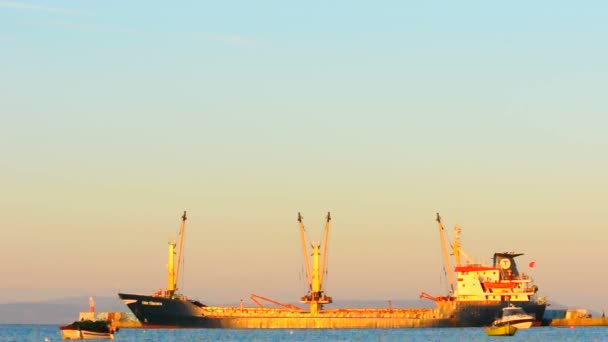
[
  {"xmin": 494, "ymin": 319, "xmax": 533, "ymax": 329},
  {"xmin": 60, "ymin": 328, "xmax": 114, "ymax": 340},
  {"xmin": 486, "ymin": 325, "xmax": 517, "ymax": 336},
  {"xmin": 60, "ymin": 329, "xmax": 82, "ymax": 340},
  {"xmin": 80, "ymin": 331, "xmax": 115, "ymax": 340}
]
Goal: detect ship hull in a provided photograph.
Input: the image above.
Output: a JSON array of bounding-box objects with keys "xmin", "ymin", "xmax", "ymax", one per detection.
[
  {"xmin": 436, "ymin": 301, "xmax": 546, "ymax": 327},
  {"xmin": 119, "ymin": 293, "xmax": 545, "ymax": 328},
  {"xmin": 118, "ymin": 293, "xmax": 211, "ymax": 327},
  {"xmin": 119, "ymin": 293, "xmax": 453, "ymax": 328}
]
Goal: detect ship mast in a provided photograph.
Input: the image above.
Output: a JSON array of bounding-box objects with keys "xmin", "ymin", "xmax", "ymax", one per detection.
[
  {"xmin": 299, "ymin": 212, "xmax": 333, "ymax": 314},
  {"xmin": 453, "ymin": 224, "xmax": 475, "ymax": 265},
  {"xmin": 167, "ymin": 240, "xmax": 177, "ymax": 294},
  {"xmin": 453, "ymin": 225, "xmax": 462, "ymax": 267},
  {"xmin": 436, "ymin": 213, "xmax": 455, "ymax": 294},
  {"xmin": 310, "ymin": 241, "xmax": 321, "ymax": 314}
]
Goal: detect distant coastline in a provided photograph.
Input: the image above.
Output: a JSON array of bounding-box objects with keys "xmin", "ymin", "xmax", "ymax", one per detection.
[
  {"xmin": 0, "ymin": 296, "xmax": 435, "ymax": 324},
  {"xmin": 0, "ymin": 296, "xmax": 126, "ymax": 324},
  {"xmin": 0, "ymin": 295, "xmax": 594, "ymax": 325}
]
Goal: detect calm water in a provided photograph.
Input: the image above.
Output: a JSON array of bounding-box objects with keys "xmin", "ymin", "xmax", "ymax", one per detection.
[{"xmin": 1, "ymin": 325, "xmax": 607, "ymax": 341}]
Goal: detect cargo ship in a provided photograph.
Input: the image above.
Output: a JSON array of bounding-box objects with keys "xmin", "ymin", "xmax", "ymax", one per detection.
[
  {"xmin": 119, "ymin": 212, "xmax": 546, "ymax": 328},
  {"xmin": 420, "ymin": 214, "xmax": 547, "ymax": 326},
  {"xmin": 119, "ymin": 212, "xmax": 450, "ymax": 328}
]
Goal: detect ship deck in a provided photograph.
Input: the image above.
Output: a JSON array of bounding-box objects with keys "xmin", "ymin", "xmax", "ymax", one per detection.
[
  {"xmin": 202, "ymin": 306, "xmax": 438, "ymax": 318},
  {"xmin": 196, "ymin": 306, "xmax": 451, "ymax": 328}
]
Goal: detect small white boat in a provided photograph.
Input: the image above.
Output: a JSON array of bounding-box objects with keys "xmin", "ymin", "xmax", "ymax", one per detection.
[
  {"xmin": 60, "ymin": 329, "xmax": 114, "ymax": 340},
  {"xmin": 59, "ymin": 320, "xmax": 116, "ymax": 340},
  {"xmin": 492, "ymin": 304, "xmax": 535, "ymax": 329}
]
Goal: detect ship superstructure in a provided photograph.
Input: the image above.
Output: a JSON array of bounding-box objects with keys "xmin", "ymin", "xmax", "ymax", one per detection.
[
  {"xmin": 421, "ymin": 213, "xmax": 546, "ymax": 326},
  {"xmin": 454, "ymin": 252, "xmax": 539, "ymax": 302}
]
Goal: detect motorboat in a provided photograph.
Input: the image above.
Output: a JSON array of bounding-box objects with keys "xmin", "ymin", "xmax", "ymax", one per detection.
[{"xmin": 492, "ymin": 304, "xmax": 535, "ymax": 329}]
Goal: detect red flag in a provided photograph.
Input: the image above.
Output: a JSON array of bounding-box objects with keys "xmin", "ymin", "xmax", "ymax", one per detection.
[{"xmin": 529, "ymin": 261, "xmax": 536, "ymax": 268}]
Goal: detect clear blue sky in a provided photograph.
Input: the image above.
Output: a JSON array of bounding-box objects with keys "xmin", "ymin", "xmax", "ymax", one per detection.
[{"xmin": 1, "ymin": 1, "xmax": 607, "ymax": 312}]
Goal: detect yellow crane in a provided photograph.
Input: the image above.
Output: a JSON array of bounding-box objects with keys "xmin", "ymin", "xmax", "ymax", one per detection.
[
  {"xmin": 166, "ymin": 211, "xmax": 187, "ymax": 298},
  {"xmin": 436, "ymin": 213, "xmax": 455, "ymax": 295},
  {"xmin": 298, "ymin": 212, "xmax": 333, "ymax": 314}
]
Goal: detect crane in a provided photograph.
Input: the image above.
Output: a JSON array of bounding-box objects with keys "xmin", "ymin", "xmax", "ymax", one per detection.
[{"xmin": 298, "ymin": 212, "xmax": 333, "ymax": 314}]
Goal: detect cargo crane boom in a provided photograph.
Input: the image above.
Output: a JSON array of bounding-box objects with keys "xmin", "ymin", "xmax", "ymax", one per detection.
[
  {"xmin": 250, "ymin": 293, "xmax": 304, "ymax": 311},
  {"xmin": 319, "ymin": 212, "xmax": 331, "ymax": 286},
  {"xmin": 436, "ymin": 213, "xmax": 454, "ymax": 294},
  {"xmin": 175, "ymin": 211, "xmax": 187, "ymax": 291},
  {"xmin": 298, "ymin": 212, "xmax": 312, "ymax": 288}
]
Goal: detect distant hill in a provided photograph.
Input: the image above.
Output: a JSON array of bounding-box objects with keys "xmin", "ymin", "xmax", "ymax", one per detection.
[
  {"xmin": 0, "ymin": 296, "xmax": 128, "ymax": 324},
  {"xmin": 1, "ymin": 296, "xmax": 598, "ymax": 324},
  {"xmin": 319, "ymin": 299, "xmax": 435, "ymax": 309},
  {"xmin": 0, "ymin": 296, "xmax": 434, "ymax": 324}
]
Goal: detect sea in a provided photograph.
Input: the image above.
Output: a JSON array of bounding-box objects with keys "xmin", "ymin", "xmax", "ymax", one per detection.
[{"xmin": 1, "ymin": 325, "xmax": 607, "ymax": 342}]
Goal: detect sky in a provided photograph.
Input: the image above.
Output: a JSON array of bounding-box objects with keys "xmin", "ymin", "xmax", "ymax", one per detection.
[{"xmin": 1, "ymin": 1, "xmax": 607, "ymax": 313}]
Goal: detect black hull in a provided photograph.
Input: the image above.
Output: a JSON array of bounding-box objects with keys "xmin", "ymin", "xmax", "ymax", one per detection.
[
  {"xmin": 118, "ymin": 293, "xmax": 212, "ymax": 328},
  {"xmin": 119, "ymin": 293, "xmax": 545, "ymax": 328},
  {"xmin": 437, "ymin": 301, "xmax": 546, "ymax": 327},
  {"xmin": 118, "ymin": 293, "xmax": 452, "ymax": 328}
]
